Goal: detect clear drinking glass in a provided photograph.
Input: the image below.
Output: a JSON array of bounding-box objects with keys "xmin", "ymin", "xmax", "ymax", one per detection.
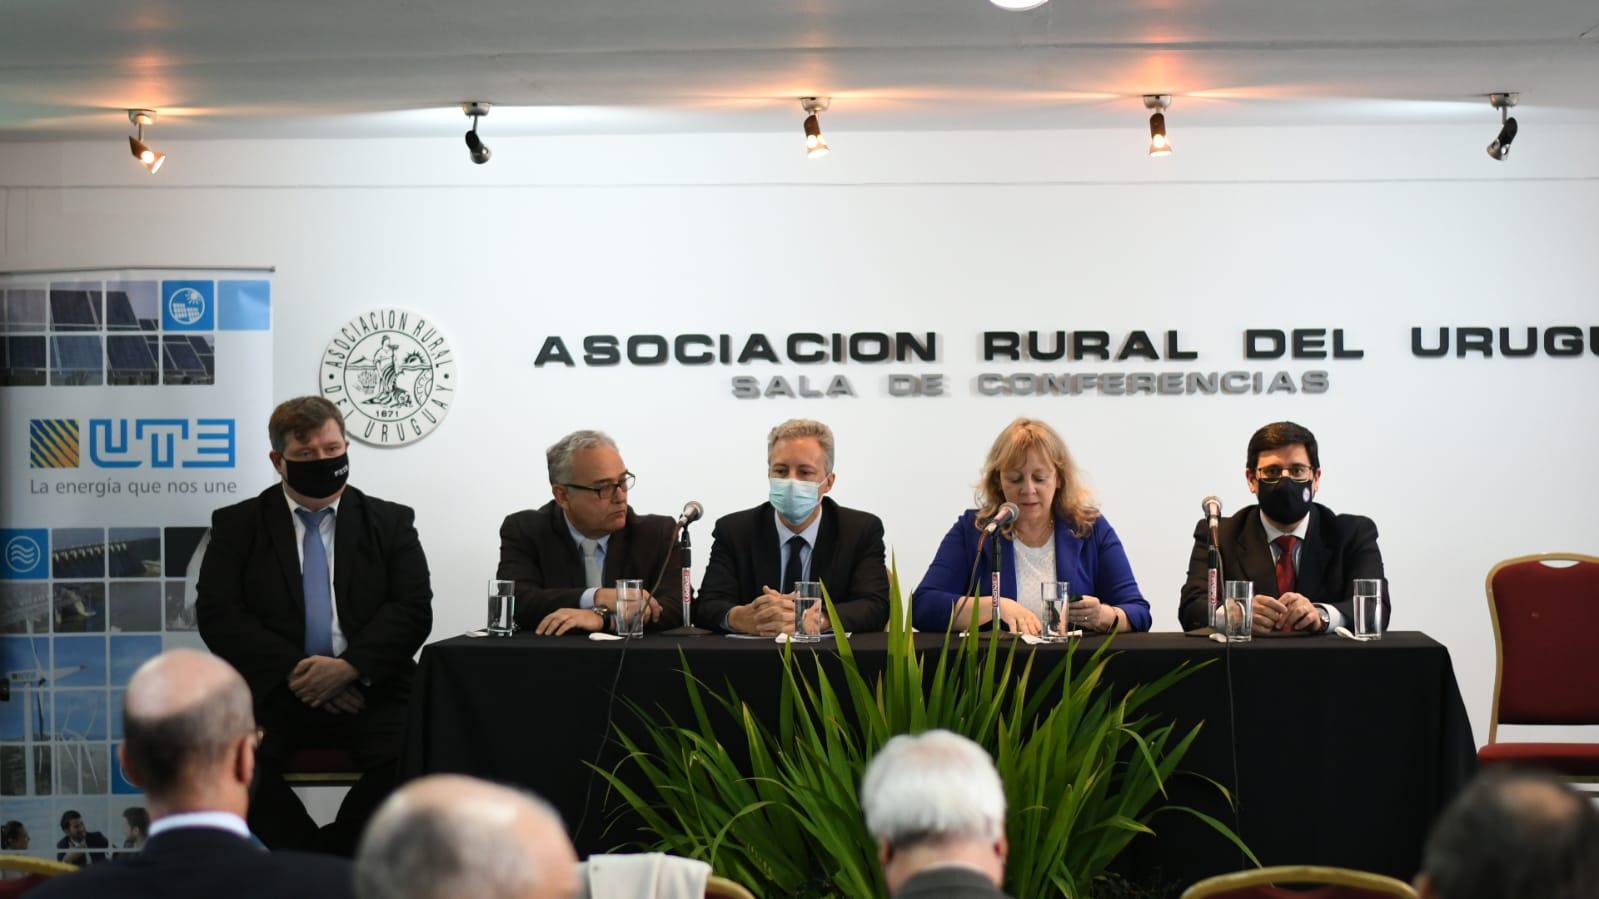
[
  {"xmin": 1352, "ymin": 578, "xmax": 1384, "ymax": 640},
  {"xmin": 487, "ymin": 579, "xmax": 516, "ymax": 636},
  {"xmin": 1220, "ymin": 580, "xmax": 1254, "ymax": 643},
  {"xmin": 793, "ymin": 581, "xmax": 822, "ymax": 643},
  {"xmin": 615, "ymin": 578, "xmax": 646, "ymax": 638},
  {"xmin": 1040, "ymin": 581, "xmax": 1071, "ymax": 642}
]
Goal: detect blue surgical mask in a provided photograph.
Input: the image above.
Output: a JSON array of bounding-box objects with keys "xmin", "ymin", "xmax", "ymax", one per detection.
[{"xmin": 769, "ymin": 477, "xmax": 822, "ymax": 524}]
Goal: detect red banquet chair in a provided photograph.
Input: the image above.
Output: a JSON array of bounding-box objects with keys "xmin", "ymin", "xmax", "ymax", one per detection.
[{"xmin": 1478, "ymin": 553, "xmax": 1599, "ymax": 781}]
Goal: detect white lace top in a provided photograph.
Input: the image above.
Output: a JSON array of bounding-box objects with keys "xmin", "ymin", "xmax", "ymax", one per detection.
[{"xmin": 1013, "ymin": 536, "xmax": 1057, "ymax": 619}]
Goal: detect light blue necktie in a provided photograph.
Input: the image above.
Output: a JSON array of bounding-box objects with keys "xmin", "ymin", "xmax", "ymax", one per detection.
[{"xmin": 296, "ymin": 507, "xmax": 334, "ymax": 657}]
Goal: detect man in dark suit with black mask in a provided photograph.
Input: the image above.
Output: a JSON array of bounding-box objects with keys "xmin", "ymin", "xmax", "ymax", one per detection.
[
  {"xmin": 197, "ymin": 396, "xmax": 432, "ymax": 854},
  {"xmin": 497, "ymin": 430, "xmax": 681, "ymax": 636},
  {"xmin": 696, "ymin": 419, "xmax": 889, "ymax": 635},
  {"xmin": 1179, "ymin": 421, "xmax": 1390, "ymax": 634},
  {"xmin": 30, "ymin": 649, "xmax": 354, "ymax": 899}
]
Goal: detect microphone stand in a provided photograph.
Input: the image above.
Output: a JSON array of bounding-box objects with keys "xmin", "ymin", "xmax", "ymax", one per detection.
[
  {"xmin": 990, "ymin": 530, "xmax": 1004, "ymax": 635},
  {"xmin": 661, "ymin": 522, "xmax": 711, "ymax": 636}
]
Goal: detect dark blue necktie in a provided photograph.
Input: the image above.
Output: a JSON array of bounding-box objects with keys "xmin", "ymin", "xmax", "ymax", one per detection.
[
  {"xmin": 296, "ymin": 507, "xmax": 334, "ymax": 656},
  {"xmin": 781, "ymin": 535, "xmax": 806, "ymax": 595}
]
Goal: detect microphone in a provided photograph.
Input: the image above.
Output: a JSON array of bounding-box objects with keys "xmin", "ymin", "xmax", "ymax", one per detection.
[
  {"xmin": 1202, "ymin": 496, "xmax": 1222, "ymax": 532},
  {"xmin": 983, "ymin": 502, "xmax": 1020, "ymax": 535},
  {"xmin": 676, "ymin": 501, "xmax": 704, "ymax": 529},
  {"xmin": 1201, "ymin": 496, "xmax": 1225, "ymax": 629}
]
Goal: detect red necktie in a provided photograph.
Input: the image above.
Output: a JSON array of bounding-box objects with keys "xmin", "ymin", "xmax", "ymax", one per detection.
[{"xmin": 1273, "ymin": 535, "xmax": 1298, "ymax": 631}]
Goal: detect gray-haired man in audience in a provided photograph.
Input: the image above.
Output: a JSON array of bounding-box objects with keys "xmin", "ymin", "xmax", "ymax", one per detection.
[
  {"xmin": 860, "ymin": 730, "xmax": 1013, "ymax": 898},
  {"xmin": 355, "ymin": 775, "xmax": 579, "ymax": 899},
  {"xmin": 1415, "ymin": 768, "xmax": 1599, "ymax": 899}
]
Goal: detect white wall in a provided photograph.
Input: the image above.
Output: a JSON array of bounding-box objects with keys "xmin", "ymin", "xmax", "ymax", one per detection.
[{"xmin": 5, "ymin": 123, "xmax": 1598, "ymax": 746}]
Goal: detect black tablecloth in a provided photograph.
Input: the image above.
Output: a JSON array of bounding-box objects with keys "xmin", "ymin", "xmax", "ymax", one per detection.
[{"xmin": 401, "ymin": 631, "xmax": 1476, "ymax": 889}]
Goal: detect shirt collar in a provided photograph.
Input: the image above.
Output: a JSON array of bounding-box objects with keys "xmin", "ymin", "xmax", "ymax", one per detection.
[
  {"xmin": 147, "ymin": 811, "xmax": 251, "ymax": 841},
  {"xmin": 774, "ymin": 506, "xmax": 822, "ymax": 548},
  {"xmin": 564, "ymin": 514, "xmax": 612, "ymax": 553},
  {"xmin": 282, "ymin": 483, "xmax": 341, "ymax": 519},
  {"xmin": 1258, "ymin": 508, "xmax": 1309, "ymax": 543}
]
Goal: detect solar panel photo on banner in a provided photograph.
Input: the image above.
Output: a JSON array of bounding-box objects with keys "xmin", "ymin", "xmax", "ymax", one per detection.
[
  {"xmin": 186, "ymin": 335, "xmax": 215, "ymax": 378},
  {"xmin": 162, "ymin": 336, "xmax": 210, "ymax": 385},
  {"xmin": 4, "ymin": 289, "xmax": 47, "ymax": 332},
  {"xmin": 107, "ymin": 335, "xmax": 159, "ymax": 385},
  {"xmin": 51, "ymin": 335, "xmax": 103, "ymax": 386},
  {"xmin": 2, "ymin": 336, "xmax": 47, "ymax": 385},
  {"xmin": 105, "ymin": 291, "xmax": 141, "ymax": 330},
  {"xmin": 49, "ymin": 289, "xmax": 101, "ymax": 331}
]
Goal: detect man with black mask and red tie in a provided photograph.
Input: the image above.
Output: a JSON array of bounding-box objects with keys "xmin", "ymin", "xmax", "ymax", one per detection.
[
  {"xmin": 197, "ymin": 396, "xmax": 433, "ymax": 855},
  {"xmin": 1179, "ymin": 421, "xmax": 1389, "ymax": 635}
]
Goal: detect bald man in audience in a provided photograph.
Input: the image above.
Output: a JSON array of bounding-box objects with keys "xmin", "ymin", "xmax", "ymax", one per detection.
[
  {"xmin": 355, "ymin": 775, "xmax": 579, "ymax": 899},
  {"xmin": 861, "ymin": 730, "xmax": 1013, "ymax": 898},
  {"xmin": 31, "ymin": 649, "xmax": 354, "ymax": 899},
  {"xmin": 1416, "ymin": 768, "xmax": 1599, "ymax": 899}
]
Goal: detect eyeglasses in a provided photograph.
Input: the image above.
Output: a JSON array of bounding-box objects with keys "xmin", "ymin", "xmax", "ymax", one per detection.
[
  {"xmin": 1255, "ymin": 465, "xmax": 1315, "ymax": 482},
  {"xmin": 561, "ymin": 472, "xmax": 636, "ymax": 501}
]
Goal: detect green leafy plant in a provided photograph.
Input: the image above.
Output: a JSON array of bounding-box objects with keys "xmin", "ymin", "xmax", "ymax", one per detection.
[{"xmin": 595, "ymin": 562, "xmax": 1254, "ymax": 897}]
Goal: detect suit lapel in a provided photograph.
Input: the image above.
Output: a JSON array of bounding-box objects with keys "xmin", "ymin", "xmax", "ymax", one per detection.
[
  {"xmin": 1296, "ymin": 507, "xmax": 1329, "ymax": 601},
  {"xmin": 808, "ymin": 499, "xmax": 837, "ymax": 588},
  {"xmin": 1233, "ymin": 511, "xmax": 1279, "ymax": 596},
  {"xmin": 604, "ymin": 509, "xmax": 633, "ymax": 587},
  {"xmin": 549, "ymin": 506, "xmax": 588, "ymax": 586},
  {"xmin": 756, "ymin": 505, "xmax": 781, "ymax": 590},
  {"xmin": 262, "ymin": 485, "xmax": 305, "ymax": 611},
  {"xmin": 333, "ymin": 487, "xmax": 361, "ymax": 619}
]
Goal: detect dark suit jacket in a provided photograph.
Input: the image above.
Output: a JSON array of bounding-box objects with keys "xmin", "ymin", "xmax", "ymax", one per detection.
[
  {"xmin": 696, "ymin": 497, "xmax": 890, "ymax": 633},
  {"xmin": 1179, "ymin": 502, "xmax": 1390, "ymax": 631},
  {"xmin": 31, "ymin": 827, "xmax": 354, "ymax": 899},
  {"xmin": 196, "ymin": 484, "xmax": 434, "ymax": 702},
  {"xmin": 896, "ymin": 865, "xmax": 1014, "ymax": 898},
  {"xmin": 53, "ymin": 831, "xmax": 108, "ymax": 865},
  {"xmin": 498, "ymin": 502, "xmax": 684, "ymax": 630}
]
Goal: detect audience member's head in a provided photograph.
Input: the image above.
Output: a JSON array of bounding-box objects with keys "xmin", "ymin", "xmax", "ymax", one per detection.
[
  {"xmin": 118, "ymin": 648, "xmax": 258, "ymax": 819},
  {"xmin": 1417, "ymin": 768, "xmax": 1599, "ymax": 899},
  {"xmin": 1, "ymin": 820, "xmax": 27, "ymax": 851},
  {"xmin": 355, "ymin": 775, "xmax": 578, "ymax": 899},
  {"xmin": 860, "ymin": 730, "xmax": 1008, "ymax": 895}
]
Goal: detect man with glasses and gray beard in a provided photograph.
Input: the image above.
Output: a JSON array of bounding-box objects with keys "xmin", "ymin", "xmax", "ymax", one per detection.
[
  {"xmin": 498, "ymin": 430, "xmax": 683, "ymax": 635},
  {"xmin": 861, "ymin": 730, "xmax": 1013, "ymax": 898},
  {"xmin": 1179, "ymin": 421, "xmax": 1390, "ymax": 634}
]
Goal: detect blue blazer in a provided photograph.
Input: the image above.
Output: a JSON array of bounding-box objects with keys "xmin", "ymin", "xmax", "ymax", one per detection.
[{"xmin": 911, "ymin": 509, "xmax": 1150, "ymax": 633}]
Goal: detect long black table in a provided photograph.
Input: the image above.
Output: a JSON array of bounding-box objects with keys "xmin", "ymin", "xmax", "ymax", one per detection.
[{"xmin": 401, "ymin": 631, "xmax": 1476, "ymax": 892}]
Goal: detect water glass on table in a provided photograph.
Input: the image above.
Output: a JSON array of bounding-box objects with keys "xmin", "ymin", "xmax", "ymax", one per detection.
[
  {"xmin": 615, "ymin": 578, "xmax": 646, "ymax": 639},
  {"xmin": 487, "ymin": 579, "xmax": 516, "ymax": 636},
  {"xmin": 1040, "ymin": 581, "xmax": 1071, "ymax": 642},
  {"xmin": 793, "ymin": 580, "xmax": 822, "ymax": 643},
  {"xmin": 1352, "ymin": 578, "xmax": 1384, "ymax": 640},
  {"xmin": 1219, "ymin": 580, "xmax": 1254, "ymax": 643}
]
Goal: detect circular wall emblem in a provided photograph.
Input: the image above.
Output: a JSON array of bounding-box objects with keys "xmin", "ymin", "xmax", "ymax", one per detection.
[
  {"xmin": 168, "ymin": 287, "xmax": 207, "ymax": 325},
  {"xmin": 320, "ymin": 309, "xmax": 455, "ymax": 447}
]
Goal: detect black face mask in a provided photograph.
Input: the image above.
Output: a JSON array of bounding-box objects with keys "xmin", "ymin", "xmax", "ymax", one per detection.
[
  {"xmin": 282, "ymin": 453, "xmax": 349, "ymax": 500},
  {"xmin": 1257, "ymin": 476, "xmax": 1314, "ymax": 525}
]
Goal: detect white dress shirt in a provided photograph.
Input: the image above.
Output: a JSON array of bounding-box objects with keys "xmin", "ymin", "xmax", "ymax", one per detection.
[
  {"xmin": 284, "ymin": 485, "xmax": 347, "ymax": 656},
  {"xmin": 147, "ymin": 811, "xmax": 251, "ymax": 840},
  {"xmin": 1259, "ymin": 510, "xmax": 1344, "ymax": 631}
]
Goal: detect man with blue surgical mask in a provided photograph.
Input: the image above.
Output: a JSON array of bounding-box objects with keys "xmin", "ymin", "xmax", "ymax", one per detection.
[{"xmin": 696, "ymin": 419, "xmax": 890, "ymax": 636}]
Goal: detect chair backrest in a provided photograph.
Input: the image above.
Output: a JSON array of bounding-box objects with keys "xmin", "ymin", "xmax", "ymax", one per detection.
[
  {"xmin": 1181, "ymin": 865, "xmax": 1418, "ymax": 899},
  {"xmin": 705, "ymin": 875, "xmax": 756, "ymax": 899},
  {"xmin": 1485, "ymin": 553, "xmax": 1599, "ymax": 741}
]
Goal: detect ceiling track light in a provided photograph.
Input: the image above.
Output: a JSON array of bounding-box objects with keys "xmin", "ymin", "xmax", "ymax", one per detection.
[
  {"xmin": 1143, "ymin": 95, "xmax": 1172, "ymax": 157},
  {"xmin": 126, "ymin": 109, "xmax": 166, "ymax": 174},
  {"xmin": 1486, "ymin": 92, "xmax": 1518, "ymax": 161},
  {"xmin": 801, "ymin": 97, "xmax": 831, "ymax": 159},
  {"xmin": 462, "ymin": 101, "xmax": 492, "ymax": 164}
]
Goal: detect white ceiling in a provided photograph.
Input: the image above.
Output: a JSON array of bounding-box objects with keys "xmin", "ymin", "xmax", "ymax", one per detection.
[{"xmin": 2, "ymin": 0, "xmax": 1596, "ymax": 141}]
